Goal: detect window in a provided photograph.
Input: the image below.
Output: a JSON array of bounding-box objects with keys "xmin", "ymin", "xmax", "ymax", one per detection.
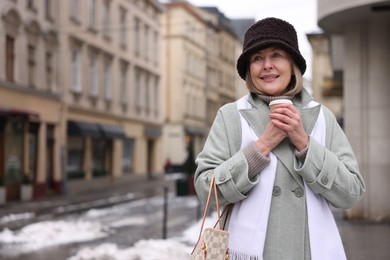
[
  {"xmin": 28, "ymin": 123, "xmax": 39, "ymax": 181},
  {"xmin": 45, "ymin": 0, "xmax": 52, "ymax": 19},
  {"xmin": 46, "ymin": 124, "xmax": 56, "ymax": 185},
  {"xmin": 154, "ymin": 77, "xmax": 159, "ymax": 117},
  {"xmin": 4, "ymin": 120, "xmax": 24, "ymax": 184},
  {"xmin": 144, "ymin": 25, "xmax": 149, "ymax": 61},
  {"xmin": 119, "ymin": 8, "xmax": 127, "ymax": 47},
  {"xmin": 67, "ymin": 136, "xmax": 83, "ymax": 174},
  {"xmin": 27, "ymin": 0, "xmax": 35, "ymax": 9},
  {"xmin": 185, "ymin": 87, "xmax": 191, "ymax": 116},
  {"xmin": 134, "ymin": 18, "xmax": 140, "ymax": 56},
  {"xmin": 27, "ymin": 45, "xmax": 36, "ymax": 87},
  {"xmin": 135, "ymin": 68, "xmax": 141, "ymax": 113},
  {"xmin": 103, "ymin": 59, "xmax": 112, "ymax": 100},
  {"xmin": 88, "ymin": 0, "xmax": 96, "ymax": 29},
  {"xmin": 6, "ymin": 35, "xmax": 15, "ymax": 82},
  {"xmin": 70, "ymin": 0, "xmax": 79, "ymax": 20},
  {"xmin": 71, "ymin": 48, "xmax": 81, "ymax": 92},
  {"xmin": 103, "ymin": 1, "xmax": 110, "ymax": 37},
  {"xmin": 89, "ymin": 52, "xmax": 98, "ymax": 97},
  {"xmin": 122, "ymin": 138, "xmax": 135, "ymax": 173},
  {"xmin": 154, "ymin": 31, "xmax": 159, "ymax": 65},
  {"xmin": 185, "ymin": 50, "xmax": 190, "ymax": 73},
  {"xmin": 185, "ymin": 91, "xmax": 190, "ymax": 116},
  {"xmin": 46, "ymin": 52, "xmax": 53, "ymax": 91},
  {"xmin": 145, "ymin": 73, "xmax": 150, "ymax": 115},
  {"xmin": 92, "ymin": 139, "xmax": 106, "ymax": 175},
  {"xmin": 120, "ymin": 62, "xmax": 128, "ymax": 104}
]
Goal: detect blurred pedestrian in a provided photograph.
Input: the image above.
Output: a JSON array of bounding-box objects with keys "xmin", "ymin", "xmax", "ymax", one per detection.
[
  {"xmin": 194, "ymin": 17, "xmax": 365, "ymax": 260},
  {"xmin": 164, "ymin": 159, "xmax": 173, "ymax": 174}
]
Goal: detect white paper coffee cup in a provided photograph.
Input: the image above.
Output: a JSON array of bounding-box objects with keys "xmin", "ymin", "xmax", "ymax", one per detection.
[{"xmin": 269, "ymin": 99, "xmax": 293, "ymax": 112}]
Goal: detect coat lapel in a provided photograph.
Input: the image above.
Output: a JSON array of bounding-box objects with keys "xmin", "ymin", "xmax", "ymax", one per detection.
[
  {"xmin": 238, "ymin": 92, "xmax": 321, "ymax": 187},
  {"xmin": 274, "ymin": 105, "xmax": 321, "ymax": 187},
  {"xmin": 239, "ymin": 109, "xmax": 268, "ymax": 136}
]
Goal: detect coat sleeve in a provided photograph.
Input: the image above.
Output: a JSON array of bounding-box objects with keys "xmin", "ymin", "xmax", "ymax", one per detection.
[
  {"xmin": 294, "ymin": 107, "xmax": 365, "ymax": 209},
  {"xmin": 194, "ymin": 104, "xmax": 259, "ymax": 208}
]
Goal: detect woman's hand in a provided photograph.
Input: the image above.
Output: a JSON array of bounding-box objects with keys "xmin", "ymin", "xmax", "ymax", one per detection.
[
  {"xmin": 268, "ymin": 104, "xmax": 308, "ymax": 151},
  {"xmin": 256, "ymin": 120, "xmax": 287, "ymax": 157}
]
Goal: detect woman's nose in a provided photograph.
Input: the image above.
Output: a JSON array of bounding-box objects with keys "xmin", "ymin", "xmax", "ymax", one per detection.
[{"xmin": 263, "ymin": 58, "xmax": 273, "ymax": 70}]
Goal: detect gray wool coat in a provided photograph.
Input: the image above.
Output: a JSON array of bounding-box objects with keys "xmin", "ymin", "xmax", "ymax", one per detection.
[{"xmin": 194, "ymin": 89, "xmax": 365, "ymax": 260}]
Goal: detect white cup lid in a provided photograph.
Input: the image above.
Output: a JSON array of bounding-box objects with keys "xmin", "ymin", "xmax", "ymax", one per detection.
[{"xmin": 269, "ymin": 99, "xmax": 293, "ymax": 107}]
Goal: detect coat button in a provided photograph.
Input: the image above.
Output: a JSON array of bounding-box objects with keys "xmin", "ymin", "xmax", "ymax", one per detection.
[
  {"xmin": 272, "ymin": 186, "xmax": 281, "ymax": 196},
  {"xmin": 321, "ymin": 176, "xmax": 329, "ymax": 185},
  {"xmin": 218, "ymin": 174, "xmax": 226, "ymax": 182},
  {"xmin": 294, "ymin": 187, "xmax": 304, "ymax": 197}
]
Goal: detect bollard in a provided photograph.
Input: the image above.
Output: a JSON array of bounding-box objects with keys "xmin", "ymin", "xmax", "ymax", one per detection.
[{"xmin": 162, "ymin": 186, "xmax": 168, "ymax": 239}]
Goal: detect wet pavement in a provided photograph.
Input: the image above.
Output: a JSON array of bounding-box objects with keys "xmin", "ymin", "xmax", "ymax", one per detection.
[
  {"xmin": 0, "ymin": 193, "xmax": 200, "ymax": 260},
  {"xmin": 0, "ymin": 174, "xmax": 179, "ymax": 230},
  {"xmin": 1, "ymin": 173, "xmax": 389, "ymax": 260},
  {"xmin": 335, "ymin": 209, "xmax": 390, "ymax": 260}
]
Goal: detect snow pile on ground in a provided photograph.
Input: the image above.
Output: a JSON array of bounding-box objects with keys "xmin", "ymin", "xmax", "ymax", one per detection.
[
  {"xmin": 68, "ymin": 240, "xmax": 192, "ymax": 260},
  {"xmin": 68, "ymin": 212, "xmax": 218, "ymax": 260},
  {"xmin": 0, "ymin": 220, "xmax": 108, "ymax": 256},
  {"xmin": 0, "ymin": 212, "xmax": 35, "ymax": 225},
  {"xmin": 179, "ymin": 211, "xmax": 215, "ymax": 245},
  {"xmin": 0, "ymin": 196, "xmax": 219, "ymax": 259}
]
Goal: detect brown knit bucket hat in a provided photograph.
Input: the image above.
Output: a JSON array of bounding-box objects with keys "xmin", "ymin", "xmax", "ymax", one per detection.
[{"xmin": 236, "ymin": 17, "xmax": 306, "ymax": 80}]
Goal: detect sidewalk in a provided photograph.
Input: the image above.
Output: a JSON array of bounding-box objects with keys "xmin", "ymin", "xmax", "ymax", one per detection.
[
  {"xmin": 0, "ymin": 173, "xmax": 179, "ymax": 229},
  {"xmin": 1, "ymin": 175, "xmax": 389, "ymax": 260},
  {"xmin": 333, "ymin": 208, "xmax": 390, "ymax": 260}
]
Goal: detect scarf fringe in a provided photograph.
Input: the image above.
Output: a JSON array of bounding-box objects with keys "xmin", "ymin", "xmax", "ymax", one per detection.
[{"xmin": 230, "ymin": 250, "xmax": 262, "ymax": 260}]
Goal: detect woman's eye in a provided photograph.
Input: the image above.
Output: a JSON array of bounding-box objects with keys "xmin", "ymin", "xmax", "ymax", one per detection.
[
  {"xmin": 252, "ymin": 55, "xmax": 263, "ymax": 61},
  {"xmin": 273, "ymin": 52, "xmax": 282, "ymax": 57}
]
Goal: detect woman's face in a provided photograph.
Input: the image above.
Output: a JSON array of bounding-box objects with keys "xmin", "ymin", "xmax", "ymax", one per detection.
[{"xmin": 249, "ymin": 47, "xmax": 293, "ymax": 96}]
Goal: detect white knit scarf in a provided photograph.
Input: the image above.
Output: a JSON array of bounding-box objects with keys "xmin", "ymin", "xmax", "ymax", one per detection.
[{"xmin": 228, "ymin": 95, "xmax": 346, "ymax": 260}]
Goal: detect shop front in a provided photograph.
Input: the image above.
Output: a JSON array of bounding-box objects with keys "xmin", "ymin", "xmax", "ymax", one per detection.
[
  {"xmin": 0, "ymin": 108, "xmax": 39, "ymax": 202},
  {"xmin": 67, "ymin": 120, "xmax": 126, "ymax": 180}
]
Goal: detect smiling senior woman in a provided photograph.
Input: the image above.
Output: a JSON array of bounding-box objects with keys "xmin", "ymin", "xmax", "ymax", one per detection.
[{"xmin": 194, "ymin": 17, "xmax": 365, "ymax": 260}]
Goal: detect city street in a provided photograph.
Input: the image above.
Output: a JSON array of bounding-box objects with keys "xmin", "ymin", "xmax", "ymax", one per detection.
[
  {"xmin": 336, "ymin": 209, "xmax": 390, "ymax": 260},
  {"xmin": 0, "ymin": 193, "xmax": 200, "ymax": 260},
  {"xmin": 1, "ymin": 190, "xmax": 390, "ymax": 259}
]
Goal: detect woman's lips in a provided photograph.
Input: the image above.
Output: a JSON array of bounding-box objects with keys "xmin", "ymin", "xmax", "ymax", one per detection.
[{"xmin": 260, "ymin": 74, "xmax": 279, "ymax": 81}]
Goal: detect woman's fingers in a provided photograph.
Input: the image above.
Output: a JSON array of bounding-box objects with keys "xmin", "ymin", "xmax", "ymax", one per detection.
[{"xmin": 269, "ymin": 105, "xmax": 308, "ymax": 150}]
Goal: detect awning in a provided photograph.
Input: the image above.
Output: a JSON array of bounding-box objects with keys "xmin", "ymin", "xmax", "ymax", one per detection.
[
  {"xmin": 99, "ymin": 124, "xmax": 126, "ymax": 139},
  {"xmin": 0, "ymin": 108, "xmax": 40, "ymax": 132},
  {"xmin": 185, "ymin": 125, "xmax": 207, "ymax": 136},
  {"xmin": 0, "ymin": 107, "xmax": 39, "ymax": 121},
  {"xmin": 145, "ymin": 125, "xmax": 162, "ymax": 138},
  {"xmin": 68, "ymin": 120, "xmax": 102, "ymax": 138}
]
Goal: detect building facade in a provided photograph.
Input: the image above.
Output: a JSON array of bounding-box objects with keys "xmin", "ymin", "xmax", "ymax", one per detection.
[
  {"xmin": 0, "ymin": 0, "xmax": 62, "ymax": 201},
  {"xmin": 162, "ymin": 2, "xmax": 240, "ymax": 172},
  {"xmin": 230, "ymin": 19, "xmax": 255, "ymax": 99},
  {"xmin": 162, "ymin": 1, "xmax": 208, "ymax": 172},
  {"xmin": 201, "ymin": 8, "xmax": 220, "ymax": 132},
  {"xmin": 215, "ymin": 18, "xmax": 239, "ymax": 108},
  {"xmin": 0, "ymin": 0, "xmax": 165, "ymax": 203},
  {"xmin": 317, "ymin": 0, "xmax": 390, "ymax": 220},
  {"xmin": 59, "ymin": 0, "xmax": 165, "ymax": 181},
  {"xmin": 0, "ymin": 0, "xmax": 244, "ymax": 203},
  {"xmin": 201, "ymin": 7, "xmax": 239, "ymax": 109},
  {"xmin": 307, "ymin": 33, "xmax": 343, "ymax": 125}
]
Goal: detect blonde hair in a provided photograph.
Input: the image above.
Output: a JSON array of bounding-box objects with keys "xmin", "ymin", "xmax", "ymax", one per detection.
[{"xmin": 245, "ymin": 63, "xmax": 303, "ymax": 96}]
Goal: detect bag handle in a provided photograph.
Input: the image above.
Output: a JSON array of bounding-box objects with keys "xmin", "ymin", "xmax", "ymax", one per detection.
[{"xmin": 191, "ymin": 176, "xmax": 228, "ymax": 255}]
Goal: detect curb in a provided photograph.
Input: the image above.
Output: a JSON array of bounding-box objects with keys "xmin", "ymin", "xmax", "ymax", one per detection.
[{"xmin": 0, "ymin": 180, "xmax": 175, "ymax": 230}]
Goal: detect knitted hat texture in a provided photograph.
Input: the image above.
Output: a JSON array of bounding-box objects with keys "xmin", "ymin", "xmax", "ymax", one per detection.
[{"xmin": 236, "ymin": 17, "xmax": 307, "ymax": 80}]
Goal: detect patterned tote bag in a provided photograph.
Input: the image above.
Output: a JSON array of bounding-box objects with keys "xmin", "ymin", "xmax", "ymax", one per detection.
[{"xmin": 190, "ymin": 176, "xmax": 230, "ymax": 260}]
